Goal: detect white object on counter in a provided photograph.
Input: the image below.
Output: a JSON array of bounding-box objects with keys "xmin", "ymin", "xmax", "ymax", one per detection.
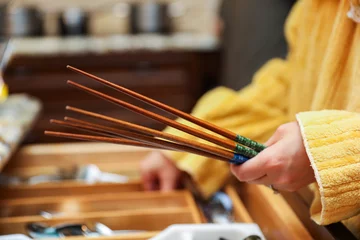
[
  {"xmin": 150, "ymin": 224, "xmax": 266, "ymax": 240},
  {"xmin": 76, "ymin": 164, "xmax": 129, "ymax": 184},
  {"xmin": 94, "ymin": 222, "xmax": 145, "ymax": 236},
  {"xmin": 0, "ymin": 234, "xmax": 31, "ymax": 240},
  {"xmin": 27, "ymin": 174, "xmax": 62, "ymax": 185}
]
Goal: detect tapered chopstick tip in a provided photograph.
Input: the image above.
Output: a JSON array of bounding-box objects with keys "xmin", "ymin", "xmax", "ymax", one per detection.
[{"xmin": 50, "ymin": 119, "xmax": 63, "ymax": 124}]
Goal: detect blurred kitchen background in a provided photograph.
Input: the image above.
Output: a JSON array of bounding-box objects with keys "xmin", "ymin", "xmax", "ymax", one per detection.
[{"xmin": 0, "ymin": 0, "xmax": 295, "ymax": 144}]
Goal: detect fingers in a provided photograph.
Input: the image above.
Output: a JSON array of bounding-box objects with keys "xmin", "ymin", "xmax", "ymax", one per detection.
[
  {"xmin": 140, "ymin": 151, "xmax": 183, "ymax": 192},
  {"xmin": 141, "ymin": 171, "xmax": 158, "ymax": 191},
  {"xmin": 232, "ymin": 122, "xmax": 316, "ymax": 193},
  {"xmin": 230, "ymin": 145, "xmax": 276, "ymax": 182},
  {"xmin": 140, "ymin": 151, "xmax": 162, "ymax": 191},
  {"xmin": 160, "ymin": 172, "xmax": 179, "ymax": 191},
  {"xmin": 231, "ymin": 140, "xmax": 297, "ymax": 191},
  {"xmin": 231, "ymin": 125, "xmax": 286, "ymax": 183},
  {"xmin": 140, "ymin": 159, "xmax": 158, "ymax": 191},
  {"xmin": 159, "ymin": 157, "xmax": 183, "ymax": 192}
]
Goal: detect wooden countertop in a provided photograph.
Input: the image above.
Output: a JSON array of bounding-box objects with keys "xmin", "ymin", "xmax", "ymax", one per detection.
[{"xmin": 5, "ymin": 34, "xmax": 219, "ymax": 57}]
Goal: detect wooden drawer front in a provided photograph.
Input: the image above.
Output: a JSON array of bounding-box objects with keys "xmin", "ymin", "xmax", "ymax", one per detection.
[
  {"xmin": 0, "ymin": 191, "xmax": 192, "ymax": 218},
  {"xmin": 0, "ymin": 182, "xmax": 143, "ymax": 200},
  {"xmin": 5, "ymin": 143, "xmax": 149, "ymax": 169},
  {"xmin": 0, "ymin": 208, "xmax": 195, "ymax": 235},
  {"xmin": 2, "ymin": 143, "xmax": 147, "ymax": 192}
]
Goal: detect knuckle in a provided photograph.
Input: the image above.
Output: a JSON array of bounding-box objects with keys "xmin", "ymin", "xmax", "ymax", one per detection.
[
  {"xmin": 276, "ymin": 122, "xmax": 294, "ymax": 135},
  {"xmin": 276, "ymin": 124, "xmax": 287, "ymax": 134}
]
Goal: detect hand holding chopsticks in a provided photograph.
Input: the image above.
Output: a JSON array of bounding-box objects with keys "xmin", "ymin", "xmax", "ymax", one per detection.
[{"xmin": 45, "ymin": 66, "xmax": 266, "ymax": 165}]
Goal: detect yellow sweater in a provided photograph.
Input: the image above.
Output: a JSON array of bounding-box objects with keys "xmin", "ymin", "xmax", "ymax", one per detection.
[{"xmin": 163, "ymin": 0, "xmax": 360, "ymax": 237}]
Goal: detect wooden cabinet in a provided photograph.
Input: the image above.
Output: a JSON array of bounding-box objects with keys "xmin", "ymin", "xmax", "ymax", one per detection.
[{"xmin": 4, "ymin": 51, "xmax": 220, "ymax": 144}]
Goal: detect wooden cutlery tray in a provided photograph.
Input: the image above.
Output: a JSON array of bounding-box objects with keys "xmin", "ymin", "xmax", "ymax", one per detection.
[{"xmin": 0, "ymin": 142, "xmax": 315, "ymax": 240}]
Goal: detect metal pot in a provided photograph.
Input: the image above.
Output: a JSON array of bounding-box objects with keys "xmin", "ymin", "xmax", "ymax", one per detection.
[
  {"xmin": 59, "ymin": 7, "xmax": 88, "ymax": 36},
  {"xmin": 7, "ymin": 6, "xmax": 43, "ymax": 37},
  {"xmin": 0, "ymin": 4, "xmax": 7, "ymax": 38},
  {"xmin": 129, "ymin": 1, "xmax": 181, "ymax": 34},
  {"xmin": 130, "ymin": 2, "xmax": 170, "ymax": 34}
]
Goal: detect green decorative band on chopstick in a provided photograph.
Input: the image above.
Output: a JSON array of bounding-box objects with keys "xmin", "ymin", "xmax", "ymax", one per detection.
[
  {"xmin": 235, "ymin": 135, "xmax": 266, "ymax": 152},
  {"xmin": 234, "ymin": 144, "xmax": 258, "ymax": 158}
]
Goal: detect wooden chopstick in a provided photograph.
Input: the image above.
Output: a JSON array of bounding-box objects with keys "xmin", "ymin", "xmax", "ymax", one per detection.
[
  {"xmin": 63, "ymin": 117, "xmax": 154, "ymax": 142},
  {"xmin": 66, "ymin": 80, "xmax": 258, "ymax": 159},
  {"xmin": 67, "ymin": 65, "xmax": 265, "ymax": 152},
  {"xmin": 63, "ymin": 117, "xmax": 236, "ymax": 162},
  {"xmin": 65, "ymin": 105, "xmax": 251, "ymax": 164},
  {"xmin": 45, "ymin": 124, "xmax": 230, "ymax": 162},
  {"xmin": 50, "ymin": 119, "xmax": 163, "ymax": 149},
  {"xmin": 45, "ymin": 131, "xmax": 166, "ymax": 150},
  {"xmin": 62, "ymin": 117, "xmax": 230, "ymax": 161}
]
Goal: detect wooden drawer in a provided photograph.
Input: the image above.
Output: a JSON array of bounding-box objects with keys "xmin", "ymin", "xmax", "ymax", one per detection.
[
  {"xmin": 0, "ymin": 142, "xmax": 314, "ymax": 240},
  {"xmin": 4, "ymin": 143, "xmax": 147, "ymax": 181},
  {"xmin": 0, "ymin": 182, "xmax": 143, "ymax": 200},
  {"xmin": 0, "ymin": 191, "xmax": 192, "ymax": 218},
  {"xmin": 0, "ymin": 190, "xmax": 202, "ymax": 236}
]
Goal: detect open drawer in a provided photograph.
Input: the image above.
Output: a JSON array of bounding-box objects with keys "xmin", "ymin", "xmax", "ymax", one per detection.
[
  {"xmin": 0, "ymin": 143, "xmax": 147, "ymax": 199},
  {"xmin": 3, "ymin": 143, "xmax": 147, "ymax": 179},
  {"xmin": 0, "ymin": 142, "xmax": 316, "ymax": 240}
]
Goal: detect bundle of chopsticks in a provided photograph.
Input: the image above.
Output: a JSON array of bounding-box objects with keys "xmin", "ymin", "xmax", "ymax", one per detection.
[{"xmin": 45, "ymin": 66, "xmax": 266, "ymax": 165}]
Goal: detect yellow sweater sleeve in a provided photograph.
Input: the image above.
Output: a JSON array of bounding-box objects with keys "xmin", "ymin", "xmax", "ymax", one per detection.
[
  {"xmin": 296, "ymin": 110, "xmax": 360, "ymax": 230},
  {"xmin": 162, "ymin": 59, "xmax": 289, "ymax": 198},
  {"xmin": 161, "ymin": 0, "xmax": 305, "ymax": 199}
]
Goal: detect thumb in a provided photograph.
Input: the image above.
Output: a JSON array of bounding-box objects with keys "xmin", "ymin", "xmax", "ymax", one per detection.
[{"xmin": 265, "ymin": 127, "xmax": 283, "ymax": 146}]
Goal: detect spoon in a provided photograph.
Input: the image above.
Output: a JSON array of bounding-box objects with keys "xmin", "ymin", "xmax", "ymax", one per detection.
[
  {"xmin": 243, "ymin": 235, "xmax": 262, "ymax": 240},
  {"xmin": 219, "ymin": 235, "xmax": 262, "ymax": 240}
]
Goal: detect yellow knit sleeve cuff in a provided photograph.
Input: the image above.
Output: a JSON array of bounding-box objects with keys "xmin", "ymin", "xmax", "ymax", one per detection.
[{"xmin": 296, "ymin": 110, "xmax": 360, "ymax": 225}]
